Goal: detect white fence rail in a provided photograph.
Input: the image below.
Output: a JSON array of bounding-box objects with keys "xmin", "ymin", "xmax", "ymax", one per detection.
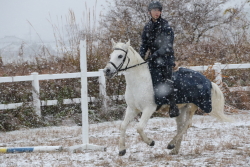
[
  {"xmin": 0, "ymin": 70, "xmax": 106, "ymax": 116},
  {"xmin": 0, "ymin": 61, "xmax": 250, "ymax": 117},
  {"xmin": 190, "ymin": 62, "xmax": 250, "ymax": 90}
]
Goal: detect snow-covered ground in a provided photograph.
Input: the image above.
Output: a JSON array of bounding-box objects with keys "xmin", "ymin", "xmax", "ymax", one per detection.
[{"xmin": 0, "ymin": 111, "xmax": 250, "ymax": 167}]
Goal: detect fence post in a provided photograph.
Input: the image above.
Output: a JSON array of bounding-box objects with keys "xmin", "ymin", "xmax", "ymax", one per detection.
[
  {"xmin": 68, "ymin": 39, "xmax": 106, "ymax": 152},
  {"xmin": 80, "ymin": 40, "xmax": 89, "ymax": 144},
  {"xmin": 98, "ymin": 69, "xmax": 107, "ymax": 109},
  {"xmin": 213, "ymin": 63, "xmax": 222, "ymax": 85},
  {"xmin": 31, "ymin": 72, "xmax": 41, "ymax": 117}
]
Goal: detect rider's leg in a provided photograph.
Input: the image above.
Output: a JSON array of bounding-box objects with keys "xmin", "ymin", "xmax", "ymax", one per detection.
[{"xmin": 148, "ymin": 63, "xmax": 166, "ymax": 111}]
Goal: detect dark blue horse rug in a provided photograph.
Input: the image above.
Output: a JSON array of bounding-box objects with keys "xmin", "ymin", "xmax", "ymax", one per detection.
[{"xmin": 171, "ymin": 68, "xmax": 212, "ymax": 113}]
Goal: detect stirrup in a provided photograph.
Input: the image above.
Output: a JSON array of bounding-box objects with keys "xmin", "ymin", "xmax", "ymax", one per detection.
[{"xmin": 169, "ymin": 105, "xmax": 179, "ymax": 118}]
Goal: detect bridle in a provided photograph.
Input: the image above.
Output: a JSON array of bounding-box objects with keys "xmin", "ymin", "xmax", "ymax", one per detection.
[
  {"xmin": 108, "ymin": 48, "xmax": 147, "ymax": 76},
  {"xmin": 108, "ymin": 48, "xmax": 130, "ymax": 73}
]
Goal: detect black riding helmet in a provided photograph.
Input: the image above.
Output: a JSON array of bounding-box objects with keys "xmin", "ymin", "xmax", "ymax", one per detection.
[{"xmin": 148, "ymin": 1, "xmax": 162, "ymax": 11}]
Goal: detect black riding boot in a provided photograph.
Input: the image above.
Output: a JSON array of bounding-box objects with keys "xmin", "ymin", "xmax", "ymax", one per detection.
[
  {"xmin": 165, "ymin": 67, "xmax": 179, "ymax": 118},
  {"xmin": 168, "ymin": 92, "xmax": 179, "ymax": 117}
]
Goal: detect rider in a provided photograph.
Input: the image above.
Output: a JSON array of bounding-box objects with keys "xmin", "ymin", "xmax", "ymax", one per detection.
[{"xmin": 139, "ymin": 1, "xmax": 179, "ymax": 117}]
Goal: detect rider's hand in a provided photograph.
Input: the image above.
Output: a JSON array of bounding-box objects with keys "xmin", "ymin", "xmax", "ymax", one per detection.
[{"xmin": 148, "ymin": 53, "xmax": 158, "ymax": 61}]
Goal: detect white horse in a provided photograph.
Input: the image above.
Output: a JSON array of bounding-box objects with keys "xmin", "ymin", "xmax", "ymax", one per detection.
[{"xmin": 103, "ymin": 40, "xmax": 233, "ymax": 156}]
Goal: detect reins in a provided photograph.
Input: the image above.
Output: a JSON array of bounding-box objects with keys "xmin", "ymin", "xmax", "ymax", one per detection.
[
  {"xmin": 119, "ymin": 61, "xmax": 147, "ymax": 71},
  {"xmin": 108, "ymin": 48, "xmax": 147, "ymax": 75}
]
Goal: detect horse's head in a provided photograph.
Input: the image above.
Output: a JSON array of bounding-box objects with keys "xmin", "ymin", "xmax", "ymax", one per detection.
[{"xmin": 104, "ymin": 39, "xmax": 130, "ymax": 79}]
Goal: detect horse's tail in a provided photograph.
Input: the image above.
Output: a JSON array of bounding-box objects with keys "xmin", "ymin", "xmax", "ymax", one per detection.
[{"xmin": 210, "ymin": 82, "xmax": 234, "ymax": 122}]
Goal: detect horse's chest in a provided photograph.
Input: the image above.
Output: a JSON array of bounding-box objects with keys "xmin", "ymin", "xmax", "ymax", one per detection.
[
  {"xmin": 125, "ymin": 82, "xmax": 154, "ymax": 105},
  {"xmin": 124, "ymin": 72, "xmax": 154, "ymax": 109}
]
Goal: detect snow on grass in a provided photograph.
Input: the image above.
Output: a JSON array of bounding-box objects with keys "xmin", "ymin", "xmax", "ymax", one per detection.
[{"xmin": 0, "ymin": 112, "xmax": 250, "ymax": 167}]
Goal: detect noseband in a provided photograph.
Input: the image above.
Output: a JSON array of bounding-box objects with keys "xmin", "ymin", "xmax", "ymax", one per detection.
[{"xmin": 108, "ymin": 48, "xmax": 147, "ymax": 76}]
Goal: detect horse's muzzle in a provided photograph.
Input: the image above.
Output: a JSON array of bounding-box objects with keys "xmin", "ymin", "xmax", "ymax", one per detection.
[{"xmin": 103, "ymin": 66, "xmax": 115, "ymax": 79}]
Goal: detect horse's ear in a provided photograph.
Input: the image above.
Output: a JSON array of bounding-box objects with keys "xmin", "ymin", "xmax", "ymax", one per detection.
[
  {"xmin": 111, "ymin": 38, "xmax": 116, "ymax": 48},
  {"xmin": 125, "ymin": 39, "xmax": 130, "ymax": 47}
]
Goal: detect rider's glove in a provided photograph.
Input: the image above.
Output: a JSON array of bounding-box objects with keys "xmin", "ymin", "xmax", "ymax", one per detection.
[{"xmin": 148, "ymin": 53, "xmax": 158, "ymax": 61}]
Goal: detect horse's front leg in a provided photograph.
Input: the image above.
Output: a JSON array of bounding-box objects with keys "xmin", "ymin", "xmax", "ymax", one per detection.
[
  {"xmin": 119, "ymin": 106, "xmax": 138, "ymax": 156},
  {"xmin": 137, "ymin": 107, "xmax": 155, "ymax": 146}
]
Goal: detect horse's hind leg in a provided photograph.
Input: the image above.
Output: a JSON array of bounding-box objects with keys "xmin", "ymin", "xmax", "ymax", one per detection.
[
  {"xmin": 169, "ymin": 109, "xmax": 186, "ymax": 155},
  {"xmin": 137, "ymin": 107, "xmax": 155, "ymax": 146},
  {"xmin": 168, "ymin": 104, "xmax": 197, "ymax": 154},
  {"xmin": 119, "ymin": 106, "xmax": 138, "ymax": 156}
]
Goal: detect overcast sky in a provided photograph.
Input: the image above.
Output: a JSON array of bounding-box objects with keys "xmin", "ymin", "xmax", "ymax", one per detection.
[
  {"xmin": 0, "ymin": 0, "xmax": 248, "ymax": 42},
  {"xmin": 0, "ymin": 0, "xmax": 107, "ymax": 41}
]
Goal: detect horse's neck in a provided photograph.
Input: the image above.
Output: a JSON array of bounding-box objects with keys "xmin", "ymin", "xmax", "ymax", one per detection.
[
  {"xmin": 124, "ymin": 47, "xmax": 151, "ymax": 85},
  {"xmin": 127, "ymin": 46, "xmax": 145, "ymax": 66}
]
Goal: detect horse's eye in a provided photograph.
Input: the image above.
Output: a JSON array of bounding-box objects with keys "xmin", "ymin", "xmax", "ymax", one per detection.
[{"xmin": 118, "ymin": 55, "xmax": 123, "ymax": 59}]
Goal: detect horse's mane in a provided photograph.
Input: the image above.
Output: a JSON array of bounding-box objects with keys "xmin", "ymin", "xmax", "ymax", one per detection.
[{"xmin": 128, "ymin": 46, "xmax": 144, "ymax": 64}]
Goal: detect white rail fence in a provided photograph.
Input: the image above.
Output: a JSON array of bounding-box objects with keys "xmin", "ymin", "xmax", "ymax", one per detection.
[
  {"xmin": 0, "ymin": 70, "xmax": 106, "ymax": 116},
  {"xmin": 0, "ymin": 40, "xmax": 107, "ymax": 152},
  {"xmin": 0, "ymin": 61, "xmax": 250, "ymax": 117}
]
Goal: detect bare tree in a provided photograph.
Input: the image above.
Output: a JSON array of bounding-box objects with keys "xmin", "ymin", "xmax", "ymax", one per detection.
[
  {"xmin": 99, "ymin": 0, "xmax": 249, "ymax": 65},
  {"xmin": 165, "ymin": 0, "xmax": 246, "ymax": 44}
]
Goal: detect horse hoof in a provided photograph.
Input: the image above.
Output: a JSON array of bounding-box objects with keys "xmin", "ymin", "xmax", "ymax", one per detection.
[
  {"xmin": 167, "ymin": 144, "xmax": 175, "ymax": 149},
  {"xmin": 170, "ymin": 151, "xmax": 178, "ymax": 155},
  {"xmin": 119, "ymin": 149, "xmax": 126, "ymax": 156},
  {"xmin": 150, "ymin": 141, "xmax": 155, "ymax": 146}
]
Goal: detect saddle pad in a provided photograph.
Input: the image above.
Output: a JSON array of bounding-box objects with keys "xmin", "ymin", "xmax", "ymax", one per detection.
[{"xmin": 172, "ymin": 68, "xmax": 212, "ymax": 113}]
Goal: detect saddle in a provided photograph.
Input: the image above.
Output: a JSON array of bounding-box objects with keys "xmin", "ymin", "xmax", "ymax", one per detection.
[{"xmin": 171, "ymin": 68, "xmax": 212, "ymax": 113}]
